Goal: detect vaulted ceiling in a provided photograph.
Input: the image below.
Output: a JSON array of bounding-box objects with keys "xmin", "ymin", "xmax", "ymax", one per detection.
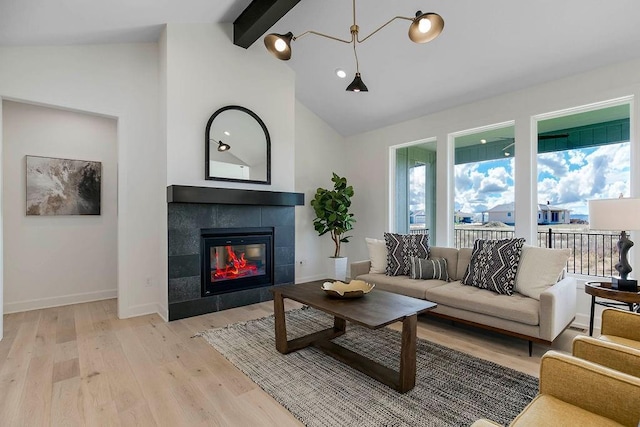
[{"xmin": 2, "ymin": 0, "xmax": 640, "ymax": 136}]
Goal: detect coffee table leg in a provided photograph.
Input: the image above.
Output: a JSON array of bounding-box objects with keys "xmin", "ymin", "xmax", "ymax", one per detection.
[
  {"xmin": 334, "ymin": 316, "xmax": 346, "ymax": 332},
  {"xmin": 273, "ymin": 290, "xmax": 288, "ymax": 353},
  {"xmin": 589, "ymin": 295, "xmax": 595, "ymax": 336},
  {"xmin": 399, "ymin": 314, "xmax": 417, "ymax": 393}
]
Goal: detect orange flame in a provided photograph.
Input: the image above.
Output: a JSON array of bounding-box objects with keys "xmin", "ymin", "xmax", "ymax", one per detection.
[{"xmin": 212, "ymin": 245, "xmax": 258, "ymax": 280}]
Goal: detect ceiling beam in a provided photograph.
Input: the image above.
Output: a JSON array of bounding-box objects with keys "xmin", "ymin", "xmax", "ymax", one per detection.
[{"xmin": 233, "ymin": 0, "xmax": 301, "ymax": 49}]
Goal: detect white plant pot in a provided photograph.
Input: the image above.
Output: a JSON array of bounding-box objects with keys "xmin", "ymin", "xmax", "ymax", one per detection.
[{"xmin": 327, "ymin": 257, "xmax": 348, "ymax": 281}]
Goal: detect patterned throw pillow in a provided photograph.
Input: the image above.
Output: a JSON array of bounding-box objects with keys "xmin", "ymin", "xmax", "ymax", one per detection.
[
  {"xmin": 462, "ymin": 238, "xmax": 525, "ymax": 295},
  {"xmin": 384, "ymin": 232, "xmax": 430, "ymax": 276},
  {"xmin": 410, "ymin": 257, "xmax": 449, "ymax": 281}
]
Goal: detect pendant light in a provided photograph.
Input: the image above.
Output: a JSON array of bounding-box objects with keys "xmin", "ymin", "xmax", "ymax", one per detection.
[
  {"xmin": 264, "ymin": 0, "xmax": 443, "ymax": 92},
  {"xmin": 345, "ymin": 21, "xmax": 368, "ymax": 92},
  {"xmin": 212, "ymin": 140, "xmax": 231, "ymax": 152}
]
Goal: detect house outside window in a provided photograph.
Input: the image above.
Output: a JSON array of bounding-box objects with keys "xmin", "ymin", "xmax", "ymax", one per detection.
[{"xmin": 537, "ymin": 104, "xmax": 630, "ymax": 224}]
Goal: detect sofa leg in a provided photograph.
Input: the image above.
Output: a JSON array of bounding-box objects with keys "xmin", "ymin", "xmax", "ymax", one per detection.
[{"xmin": 528, "ymin": 341, "xmax": 533, "ymax": 357}]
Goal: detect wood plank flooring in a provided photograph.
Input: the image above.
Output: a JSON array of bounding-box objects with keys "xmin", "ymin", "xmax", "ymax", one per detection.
[{"xmin": 0, "ymin": 298, "xmax": 582, "ymax": 426}]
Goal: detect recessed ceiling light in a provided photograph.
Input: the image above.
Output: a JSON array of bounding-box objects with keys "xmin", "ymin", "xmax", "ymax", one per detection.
[
  {"xmin": 224, "ymin": 131, "xmax": 230, "ymax": 136},
  {"xmin": 335, "ymin": 69, "xmax": 347, "ymax": 79},
  {"xmin": 480, "ymin": 139, "xmax": 487, "ymax": 144}
]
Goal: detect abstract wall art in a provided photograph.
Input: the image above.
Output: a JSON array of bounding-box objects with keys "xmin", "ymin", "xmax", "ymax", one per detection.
[{"xmin": 26, "ymin": 155, "xmax": 101, "ymax": 215}]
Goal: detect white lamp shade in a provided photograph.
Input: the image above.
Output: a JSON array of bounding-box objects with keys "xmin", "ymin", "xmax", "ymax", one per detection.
[{"xmin": 588, "ymin": 198, "xmax": 640, "ymax": 230}]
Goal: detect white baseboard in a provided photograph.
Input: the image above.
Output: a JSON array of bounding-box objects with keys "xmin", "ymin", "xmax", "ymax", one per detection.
[
  {"xmin": 4, "ymin": 289, "xmax": 117, "ymax": 314},
  {"xmin": 119, "ymin": 302, "xmax": 164, "ymax": 319},
  {"xmin": 573, "ymin": 313, "xmax": 599, "ymax": 334},
  {"xmin": 156, "ymin": 303, "xmax": 168, "ymax": 322},
  {"xmin": 5, "ymin": 292, "xmax": 168, "ymax": 324}
]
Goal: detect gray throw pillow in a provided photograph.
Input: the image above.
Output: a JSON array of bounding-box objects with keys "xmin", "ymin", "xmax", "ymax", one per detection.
[
  {"xmin": 384, "ymin": 232, "xmax": 430, "ymax": 276},
  {"xmin": 462, "ymin": 238, "xmax": 525, "ymax": 295},
  {"xmin": 410, "ymin": 257, "xmax": 449, "ymax": 281}
]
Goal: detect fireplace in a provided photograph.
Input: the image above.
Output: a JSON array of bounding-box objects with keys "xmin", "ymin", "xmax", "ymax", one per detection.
[
  {"xmin": 167, "ymin": 186, "xmax": 304, "ymax": 321},
  {"xmin": 201, "ymin": 227, "xmax": 273, "ymax": 296}
]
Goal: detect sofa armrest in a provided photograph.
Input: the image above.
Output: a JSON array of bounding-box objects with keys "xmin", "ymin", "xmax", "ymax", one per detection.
[
  {"xmin": 540, "ymin": 351, "xmax": 640, "ymax": 426},
  {"xmin": 539, "ymin": 276, "xmax": 576, "ymax": 342},
  {"xmin": 573, "ymin": 335, "xmax": 640, "ymax": 377},
  {"xmin": 601, "ymin": 309, "xmax": 640, "ymax": 341},
  {"xmin": 350, "ymin": 260, "xmax": 371, "ymax": 279}
]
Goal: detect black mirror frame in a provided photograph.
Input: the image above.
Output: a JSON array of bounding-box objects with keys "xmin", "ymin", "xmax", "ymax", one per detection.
[{"xmin": 205, "ymin": 105, "xmax": 271, "ymax": 185}]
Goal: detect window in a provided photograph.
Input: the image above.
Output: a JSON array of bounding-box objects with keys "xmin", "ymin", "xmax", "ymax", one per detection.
[
  {"xmin": 394, "ymin": 141, "xmax": 436, "ymax": 239},
  {"xmin": 453, "ymin": 123, "xmax": 516, "ymax": 247},
  {"xmin": 537, "ymin": 104, "xmax": 630, "ymax": 219},
  {"xmin": 536, "ymin": 102, "xmax": 631, "ymax": 276}
]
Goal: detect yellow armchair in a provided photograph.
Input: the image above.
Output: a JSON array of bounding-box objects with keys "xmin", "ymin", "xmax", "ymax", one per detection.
[
  {"xmin": 472, "ymin": 351, "xmax": 640, "ymax": 427},
  {"xmin": 600, "ymin": 308, "xmax": 640, "ymax": 350},
  {"xmin": 573, "ymin": 335, "xmax": 640, "ymax": 377}
]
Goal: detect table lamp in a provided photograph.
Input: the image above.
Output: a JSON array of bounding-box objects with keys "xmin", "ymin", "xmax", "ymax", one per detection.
[{"xmin": 588, "ymin": 197, "xmax": 640, "ymax": 292}]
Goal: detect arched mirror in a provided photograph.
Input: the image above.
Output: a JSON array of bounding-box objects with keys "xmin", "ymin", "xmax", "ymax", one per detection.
[{"xmin": 205, "ymin": 105, "xmax": 271, "ymax": 184}]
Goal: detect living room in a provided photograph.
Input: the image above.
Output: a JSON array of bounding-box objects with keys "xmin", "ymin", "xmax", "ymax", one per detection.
[{"xmin": 1, "ymin": 1, "xmax": 640, "ymax": 425}]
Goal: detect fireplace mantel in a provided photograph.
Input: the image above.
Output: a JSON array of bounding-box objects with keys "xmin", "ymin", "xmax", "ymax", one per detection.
[{"xmin": 167, "ymin": 185, "xmax": 304, "ymax": 206}]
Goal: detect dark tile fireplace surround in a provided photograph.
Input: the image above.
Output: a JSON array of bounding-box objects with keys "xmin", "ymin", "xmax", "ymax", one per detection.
[{"xmin": 167, "ymin": 185, "xmax": 304, "ymax": 321}]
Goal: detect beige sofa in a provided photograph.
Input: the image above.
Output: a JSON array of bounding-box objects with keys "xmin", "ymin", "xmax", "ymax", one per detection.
[{"xmin": 351, "ymin": 246, "xmax": 577, "ymax": 355}]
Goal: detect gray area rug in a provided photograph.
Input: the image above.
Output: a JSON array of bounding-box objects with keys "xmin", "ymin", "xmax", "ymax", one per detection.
[{"xmin": 199, "ymin": 307, "xmax": 538, "ymax": 427}]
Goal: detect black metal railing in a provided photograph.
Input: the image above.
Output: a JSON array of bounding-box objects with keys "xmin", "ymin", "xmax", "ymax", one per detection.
[
  {"xmin": 453, "ymin": 227, "xmax": 620, "ymax": 277},
  {"xmin": 409, "ymin": 228, "xmax": 429, "ymax": 235},
  {"xmin": 454, "ymin": 228, "xmax": 515, "ymax": 249}
]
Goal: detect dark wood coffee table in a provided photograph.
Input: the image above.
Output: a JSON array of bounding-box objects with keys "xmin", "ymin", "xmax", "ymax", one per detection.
[{"xmin": 270, "ymin": 280, "xmax": 436, "ymax": 393}]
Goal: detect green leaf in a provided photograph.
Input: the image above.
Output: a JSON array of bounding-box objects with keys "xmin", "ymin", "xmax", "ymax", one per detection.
[{"xmin": 310, "ymin": 173, "xmax": 356, "ymax": 257}]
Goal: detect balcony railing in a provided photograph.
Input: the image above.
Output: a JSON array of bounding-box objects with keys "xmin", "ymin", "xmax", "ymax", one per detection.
[{"xmin": 452, "ymin": 227, "xmax": 620, "ymax": 278}]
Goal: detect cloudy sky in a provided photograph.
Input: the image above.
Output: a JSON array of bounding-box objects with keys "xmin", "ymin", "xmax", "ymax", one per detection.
[{"xmin": 454, "ymin": 142, "xmax": 630, "ymax": 217}]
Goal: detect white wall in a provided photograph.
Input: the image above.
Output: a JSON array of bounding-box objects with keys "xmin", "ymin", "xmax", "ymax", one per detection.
[
  {"xmin": 294, "ymin": 101, "xmax": 348, "ymax": 282},
  {"xmin": 2, "ymin": 101, "xmax": 117, "ymax": 313},
  {"xmin": 159, "ymin": 28, "xmax": 169, "ymax": 319},
  {"xmin": 0, "ymin": 44, "xmax": 163, "ymax": 319},
  {"xmin": 164, "ymin": 24, "xmax": 295, "ymax": 192},
  {"xmin": 344, "ymin": 57, "xmax": 640, "ymax": 329},
  {"xmin": 0, "ymin": 26, "xmax": 327, "ymax": 324},
  {"xmin": 161, "ymin": 24, "xmax": 302, "ymax": 313}
]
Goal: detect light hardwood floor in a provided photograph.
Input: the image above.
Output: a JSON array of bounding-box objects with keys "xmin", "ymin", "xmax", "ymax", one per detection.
[{"xmin": 0, "ymin": 298, "xmax": 583, "ymax": 426}]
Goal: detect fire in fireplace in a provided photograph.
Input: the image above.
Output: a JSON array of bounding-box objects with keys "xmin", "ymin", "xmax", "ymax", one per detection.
[
  {"xmin": 201, "ymin": 228, "xmax": 273, "ymax": 296},
  {"xmin": 212, "ymin": 244, "xmax": 262, "ymax": 280}
]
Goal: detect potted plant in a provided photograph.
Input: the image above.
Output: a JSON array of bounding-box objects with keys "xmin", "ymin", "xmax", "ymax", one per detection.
[{"xmin": 310, "ymin": 173, "xmax": 356, "ymax": 280}]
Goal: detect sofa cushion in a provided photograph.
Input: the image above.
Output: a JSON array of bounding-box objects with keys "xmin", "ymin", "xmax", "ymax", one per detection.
[
  {"xmin": 365, "ymin": 237, "xmax": 387, "ymax": 274},
  {"xmin": 355, "ymin": 272, "xmax": 446, "ymax": 300},
  {"xmin": 455, "ymin": 247, "xmax": 473, "ymax": 281},
  {"xmin": 462, "ymin": 238, "xmax": 525, "ymax": 295},
  {"xmin": 410, "ymin": 257, "xmax": 449, "ymax": 281},
  {"xmin": 515, "ymin": 245, "xmax": 571, "ymax": 300},
  {"xmin": 426, "ymin": 281, "xmax": 540, "ymax": 326},
  {"xmin": 384, "ymin": 232, "xmax": 430, "ymax": 276}
]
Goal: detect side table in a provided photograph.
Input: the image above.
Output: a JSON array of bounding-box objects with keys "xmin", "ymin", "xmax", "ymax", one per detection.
[{"xmin": 584, "ymin": 281, "xmax": 640, "ymax": 336}]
